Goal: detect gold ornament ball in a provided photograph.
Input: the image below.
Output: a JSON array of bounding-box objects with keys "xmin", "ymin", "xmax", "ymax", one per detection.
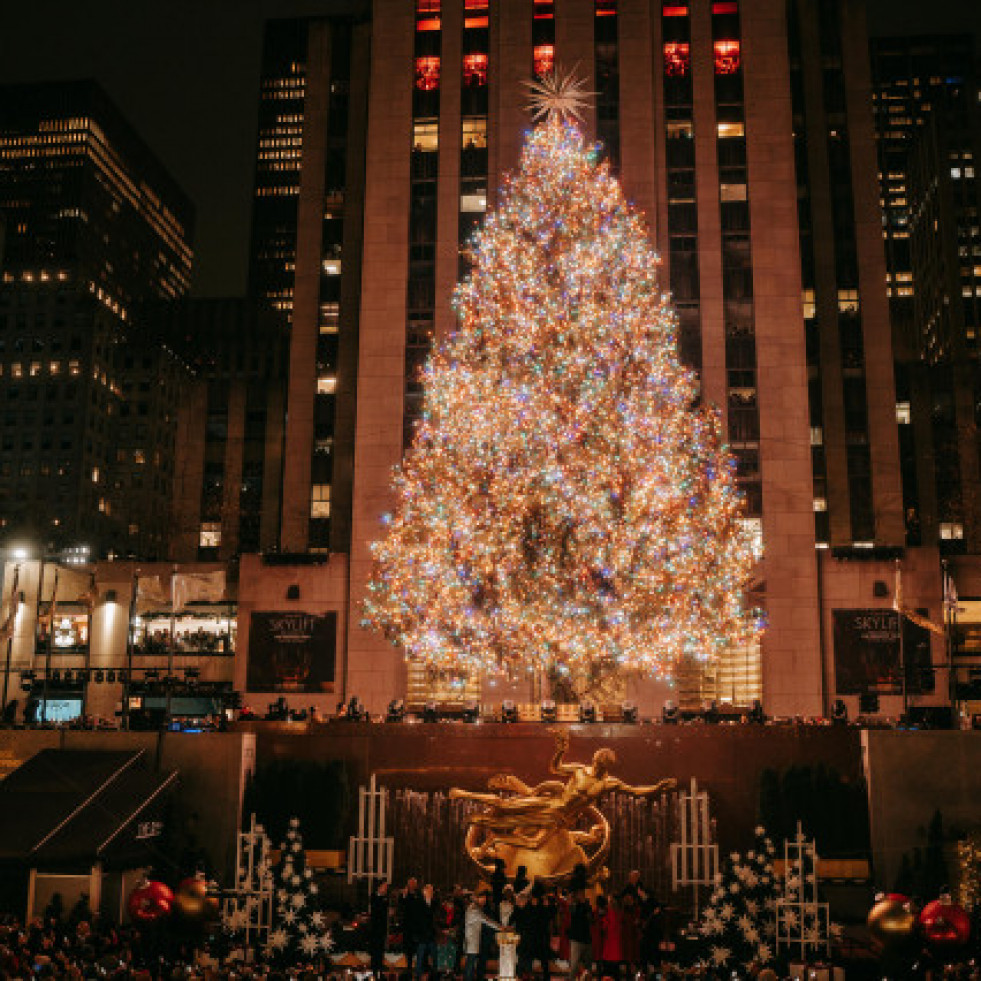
[
  {"xmin": 867, "ymin": 894, "xmax": 915, "ymax": 947},
  {"xmin": 174, "ymin": 877, "xmax": 219, "ymax": 922}
]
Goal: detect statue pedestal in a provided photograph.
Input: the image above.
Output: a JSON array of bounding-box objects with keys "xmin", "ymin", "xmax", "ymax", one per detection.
[{"xmin": 496, "ymin": 933, "xmax": 519, "ymax": 980}]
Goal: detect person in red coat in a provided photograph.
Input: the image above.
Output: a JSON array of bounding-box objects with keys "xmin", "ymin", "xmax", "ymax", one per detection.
[
  {"xmin": 619, "ymin": 891, "xmax": 641, "ymax": 970},
  {"xmin": 596, "ymin": 895, "xmax": 624, "ymax": 977}
]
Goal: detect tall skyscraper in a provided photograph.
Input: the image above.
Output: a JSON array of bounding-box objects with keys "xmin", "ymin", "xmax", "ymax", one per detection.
[
  {"xmin": 0, "ymin": 80, "xmax": 194, "ymax": 554},
  {"xmin": 248, "ymin": 15, "xmax": 371, "ymax": 556},
  {"xmin": 342, "ymin": 0, "xmax": 829, "ymax": 715},
  {"xmin": 870, "ymin": 36, "xmax": 981, "ymax": 553}
]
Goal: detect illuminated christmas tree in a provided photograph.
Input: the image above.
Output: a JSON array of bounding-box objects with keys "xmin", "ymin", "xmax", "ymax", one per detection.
[{"xmin": 364, "ymin": 75, "xmax": 760, "ymax": 687}]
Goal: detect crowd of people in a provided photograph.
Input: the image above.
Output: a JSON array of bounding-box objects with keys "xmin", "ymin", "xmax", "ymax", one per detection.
[{"xmin": 366, "ymin": 866, "xmax": 667, "ymax": 980}]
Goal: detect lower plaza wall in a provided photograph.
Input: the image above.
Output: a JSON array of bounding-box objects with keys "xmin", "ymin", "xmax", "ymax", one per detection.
[{"xmin": 2, "ymin": 724, "xmax": 981, "ymax": 901}]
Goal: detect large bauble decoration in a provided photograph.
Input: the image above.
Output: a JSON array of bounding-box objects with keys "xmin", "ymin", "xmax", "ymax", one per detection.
[
  {"xmin": 174, "ymin": 875, "xmax": 220, "ymax": 922},
  {"xmin": 127, "ymin": 880, "xmax": 174, "ymax": 922},
  {"xmin": 918, "ymin": 897, "xmax": 970, "ymax": 949},
  {"xmin": 867, "ymin": 893, "xmax": 916, "ymax": 950}
]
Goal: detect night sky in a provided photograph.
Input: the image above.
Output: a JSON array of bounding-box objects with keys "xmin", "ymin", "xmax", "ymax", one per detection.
[{"xmin": 1, "ymin": 0, "xmax": 979, "ymax": 297}]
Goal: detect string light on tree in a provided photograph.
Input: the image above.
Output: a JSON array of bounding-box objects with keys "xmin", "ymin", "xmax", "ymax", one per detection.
[{"xmin": 363, "ymin": 72, "xmax": 761, "ymax": 686}]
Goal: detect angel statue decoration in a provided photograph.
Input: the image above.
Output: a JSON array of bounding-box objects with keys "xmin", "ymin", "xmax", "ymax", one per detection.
[{"xmin": 450, "ymin": 730, "xmax": 674, "ymax": 887}]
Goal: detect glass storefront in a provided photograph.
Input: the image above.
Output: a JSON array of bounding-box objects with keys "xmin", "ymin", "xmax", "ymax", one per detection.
[{"xmin": 131, "ymin": 606, "xmax": 236, "ymax": 656}]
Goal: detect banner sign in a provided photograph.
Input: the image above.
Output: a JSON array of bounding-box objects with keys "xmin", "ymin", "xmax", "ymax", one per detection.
[
  {"xmin": 832, "ymin": 608, "xmax": 934, "ymax": 695},
  {"xmin": 246, "ymin": 611, "xmax": 337, "ymax": 693}
]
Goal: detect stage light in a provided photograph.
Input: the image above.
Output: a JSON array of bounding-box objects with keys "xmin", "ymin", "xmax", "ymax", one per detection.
[
  {"xmin": 748, "ymin": 698, "xmax": 765, "ymax": 724},
  {"xmin": 621, "ymin": 701, "xmax": 638, "ymax": 724},
  {"xmin": 662, "ymin": 700, "xmax": 680, "ymax": 724},
  {"xmin": 51, "ymin": 669, "xmax": 61, "ymax": 683},
  {"xmin": 462, "ymin": 701, "xmax": 480, "ymax": 723},
  {"xmin": 540, "ymin": 699, "xmax": 557, "ymax": 722},
  {"xmin": 501, "ymin": 699, "xmax": 519, "ymax": 723},
  {"xmin": 386, "ymin": 698, "xmax": 406, "ymax": 723},
  {"xmin": 579, "ymin": 702, "xmax": 596, "ymax": 723},
  {"xmin": 107, "ymin": 670, "xmax": 116, "ymax": 683},
  {"xmin": 422, "ymin": 701, "xmax": 439, "ymax": 723},
  {"xmin": 832, "ymin": 698, "xmax": 848, "ymax": 724},
  {"xmin": 95, "ymin": 669, "xmax": 105, "ymax": 684}
]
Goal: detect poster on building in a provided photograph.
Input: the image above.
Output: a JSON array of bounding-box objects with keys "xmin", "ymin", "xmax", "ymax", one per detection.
[
  {"xmin": 246, "ymin": 611, "xmax": 337, "ymax": 693},
  {"xmin": 832, "ymin": 608, "xmax": 934, "ymax": 695}
]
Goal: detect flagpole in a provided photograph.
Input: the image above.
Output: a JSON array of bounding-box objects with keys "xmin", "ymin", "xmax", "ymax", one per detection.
[
  {"xmin": 42, "ymin": 566, "xmax": 59, "ymax": 725},
  {"xmin": 1, "ymin": 563, "xmax": 20, "ymax": 716},
  {"xmin": 895, "ymin": 560, "xmax": 908, "ymax": 721},
  {"xmin": 123, "ymin": 569, "xmax": 139, "ymax": 731},
  {"xmin": 167, "ymin": 564, "xmax": 177, "ymax": 728},
  {"xmin": 943, "ymin": 560, "xmax": 956, "ymax": 721}
]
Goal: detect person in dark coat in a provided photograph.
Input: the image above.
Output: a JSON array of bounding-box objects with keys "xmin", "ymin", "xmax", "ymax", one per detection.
[
  {"xmin": 490, "ymin": 859, "xmax": 508, "ymax": 914},
  {"xmin": 513, "ymin": 893, "xmax": 536, "ymax": 977},
  {"xmin": 531, "ymin": 885, "xmax": 553, "ymax": 981},
  {"xmin": 400, "ymin": 877, "xmax": 420, "ymax": 977},
  {"xmin": 369, "ymin": 879, "xmax": 390, "ymax": 978},
  {"xmin": 513, "ymin": 865, "xmax": 531, "ymax": 896},
  {"xmin": 567, "ymin": 890, "xmax": 593, "ymax": 979},
  {"xmin": 413, "ymin": 884, "xmax": 439, "ymax": 980}
]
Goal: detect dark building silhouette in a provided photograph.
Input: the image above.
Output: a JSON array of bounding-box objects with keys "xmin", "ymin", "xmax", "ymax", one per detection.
[{"xmin": 0, "ymin": 80, "xmax": 194, "ymax": 555}]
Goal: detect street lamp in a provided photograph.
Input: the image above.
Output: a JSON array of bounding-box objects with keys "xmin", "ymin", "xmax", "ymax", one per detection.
[{"xmin": 1, "ymin": 547, "xmax": 29, "ymax": 719}]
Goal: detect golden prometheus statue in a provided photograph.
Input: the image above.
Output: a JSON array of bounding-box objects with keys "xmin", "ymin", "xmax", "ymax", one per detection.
[{"xmin": 450, "ymin": 729, "xmax": 674, "ymax": 886}]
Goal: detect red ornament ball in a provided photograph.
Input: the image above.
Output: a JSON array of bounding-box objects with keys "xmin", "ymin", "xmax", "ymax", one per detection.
[
  {"xmin": 127, "ymin": 880, "xmax": 174, "ymax": 923},
  {"xmin": 918, "ymin": 898, "xmax": 970, "ymax": 948}
]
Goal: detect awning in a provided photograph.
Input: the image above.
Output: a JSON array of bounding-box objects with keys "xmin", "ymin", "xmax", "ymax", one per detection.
[{"xmin": 0, "ymin": 749, "xmax": 177, "ymax": 869}]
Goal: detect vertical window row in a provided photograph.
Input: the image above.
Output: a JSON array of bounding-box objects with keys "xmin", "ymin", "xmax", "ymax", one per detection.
[
  {"xmin": 594, "ymin": 0, "xmax": 619, "ymax": 168},
  {"xmin": 407, "ymin": 0, "xmax": 443, "ymax": 448},
  {"xmin": 711, "ymin": 1, "xmax": 761, "ymax": 517},
  {"xmin": 250, "ymin": 26, "xmax": 307, "ymax": 320},
  {"xmin": 787, "ymin": 0, "xmax": 829, "ymax": 544},
  {"xmin": 198, "ymin": 381, "xmax": 228, "ymax": 560},
  {"xmin": 817, "ymin": 0, "xmax": 874, "ymax": 542},
  {"xmin": 661, "ymin": 3, "xmax": 702, "ymax": 376},
  {"xmin": 240, "ymin": 381, "xmax": 268, "ymax": 553},
  {"xmin": 459, "ymin": 0, "xmax": 489, "ymax": 274},
  {"xmin": 533, "ymin": 0, "xmax": 555, "ymax": 79},
  {"xmin": 309, "ymin": 25, "xmax": 353, "ymax": 551}
]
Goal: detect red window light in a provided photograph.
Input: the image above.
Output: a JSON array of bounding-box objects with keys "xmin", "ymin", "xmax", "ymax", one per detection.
[
  {"xmin": 462, "ymin": 52, "xmax": 489, "ymax": 86},
  {"xmin": 416, "ymin": 0, "xmax": 440, "ymax": 30},
  {"xmin": 464, "ymin": 0, "xmax": 487, "ymax": 8},
  {"xmin": 464, "ymin": 16, "xmax": 489, "ymax": 26},
  {"xmin": 712, "ymin": 1, "xmax": 738, "ymax": 13},
  {"xmin": 714, "ymin": 39, "xmax": 741, "ymax": 74},
  {"xmin": 595, "ymin": 0, "xmax": 616, "ymax": 16},
  {"xmin": 415, "ymin": 56, "xmax": 441, "ymax": 91},
  {"xmin": 533, "ymin": 0, "xmax": 554, "ymax": 19},
  {"xmin": 662, "ymin": 4, "xmax": 688, "ymax": 16},
  {"xmin": 663, "ymin": 41, "xmax": 691, "ymax": 77},
  {"xmin": 534, "ymin": 44, "xmax": 555, "ymax": 78}
]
